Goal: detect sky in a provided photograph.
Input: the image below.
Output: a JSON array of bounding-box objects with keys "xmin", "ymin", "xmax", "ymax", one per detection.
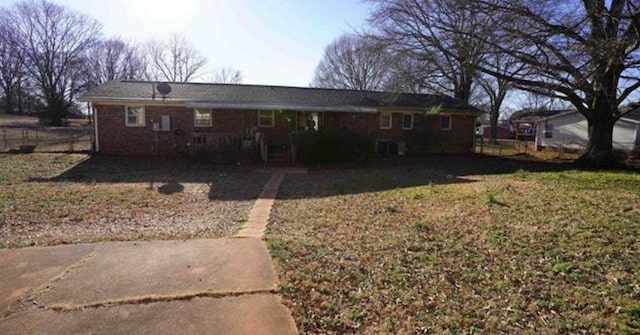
[{"xmin": 0, "ymin": 0, "xmax": 373, "ymax": 87}]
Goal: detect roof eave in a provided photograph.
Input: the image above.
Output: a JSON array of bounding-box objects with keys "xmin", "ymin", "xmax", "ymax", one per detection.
[
  {"xmin": 79, "ymin": 97, "xmax": 379, "ymax": 113},
  {"xmin": 187, "ymin": 102, "xmax": 377, "ymax": 113}
]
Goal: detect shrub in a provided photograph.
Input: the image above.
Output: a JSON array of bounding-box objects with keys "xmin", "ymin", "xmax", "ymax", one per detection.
[{"xmin": 290, "ymin": 130, "xmax": 373, "ymax": 164}]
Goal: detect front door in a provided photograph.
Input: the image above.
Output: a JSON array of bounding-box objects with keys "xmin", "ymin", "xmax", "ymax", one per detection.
[{"xmin": 296, "ymin": 111, "xmax": 319, "ymax": 131}]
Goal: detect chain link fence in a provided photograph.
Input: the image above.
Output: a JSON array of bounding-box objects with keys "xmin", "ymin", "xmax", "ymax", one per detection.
[{"xmin": 1, "ymin": 124, "xmax": 93, "ymax": 153}]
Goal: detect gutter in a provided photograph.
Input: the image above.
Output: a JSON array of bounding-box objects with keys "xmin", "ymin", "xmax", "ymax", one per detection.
[{"xmin": 186, "ymin": 102, "xmax": 378, "ymax": 113}]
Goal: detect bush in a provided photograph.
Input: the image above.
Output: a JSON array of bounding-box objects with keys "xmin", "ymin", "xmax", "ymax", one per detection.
[{"xmin": 290, "ymin": 130, "xmax": 373, "ymax": 164}]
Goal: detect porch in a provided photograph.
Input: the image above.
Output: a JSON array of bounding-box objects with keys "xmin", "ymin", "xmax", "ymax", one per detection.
[{"xmin": 188, "ymin": 131, "xmax": 295, "ymax": 165}]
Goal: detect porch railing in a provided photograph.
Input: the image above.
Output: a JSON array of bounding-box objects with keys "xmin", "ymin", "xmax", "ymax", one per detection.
[{"xmin": 189, "ymin": 132, "xmax": 262, "ymax": 162}]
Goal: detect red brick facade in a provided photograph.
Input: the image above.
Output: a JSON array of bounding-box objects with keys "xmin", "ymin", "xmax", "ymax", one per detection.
[{"xmin": 94, "ymin": 104, "xmax": 476, "ymax": 157}]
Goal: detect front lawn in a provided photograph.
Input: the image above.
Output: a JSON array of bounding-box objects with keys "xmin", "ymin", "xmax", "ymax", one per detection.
[
  {"xmin": 267, "ymin": 156, "xmax": 640, "ymax": 334},
  {"xmin": 0, "ymin": 153, "xmax": 268, "ymax": 248}
]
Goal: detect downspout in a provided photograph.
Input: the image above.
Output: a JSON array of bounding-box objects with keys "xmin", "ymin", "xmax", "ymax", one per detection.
[{"xmin": 93, "ymin": 103, "xmax": 99, "ymax": 153}]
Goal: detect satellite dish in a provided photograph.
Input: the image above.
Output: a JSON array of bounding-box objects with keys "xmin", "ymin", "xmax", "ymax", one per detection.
[{"xmin": 156, "ymin": 83, "xmax": 172, "ymax": 96}]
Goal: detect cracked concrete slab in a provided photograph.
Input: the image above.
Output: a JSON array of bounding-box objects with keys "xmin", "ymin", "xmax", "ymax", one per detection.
[
  {"xmin": 0, "ymin": 294, "xmax": 297, "ymax": 335},
  {"xmin": 0, "ymin": 243, "xmax": 96, "ymax": 315},
  {"xmin": 38, "ymin": 238, "xmax": 279, "ymax": 309}
]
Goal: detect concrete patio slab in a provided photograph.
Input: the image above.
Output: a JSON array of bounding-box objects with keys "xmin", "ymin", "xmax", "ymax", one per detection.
[
  {"xmin": 0, "ymin": 294, "xmax": 297, "ymax": 335},
  {"xmin": 0, "ymin": 244, "xmax": 96, "ymax": 315},
  {"xmin": 38, "ymin": 238, "xmax": 279, "ymax": 309}
]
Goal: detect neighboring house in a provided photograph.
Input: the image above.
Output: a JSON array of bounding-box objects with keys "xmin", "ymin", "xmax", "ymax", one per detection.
[
  {"xmin": 480, "ymin": 122, "xmax": 515, "ymax": 139},
  {"xmin": 535, "ymin": 109, "xmax": 640, "ymax": 152},
  {"xmin": 511, "ymin": 109, "xmax": 571, "ymax": 141},
  {"xmin": 79, "ymin": 81, "xmax": 481, "ymax": 162},
  {"xmin": 475, "ymin": 123, "xmax": 489, "ymax": 136}
]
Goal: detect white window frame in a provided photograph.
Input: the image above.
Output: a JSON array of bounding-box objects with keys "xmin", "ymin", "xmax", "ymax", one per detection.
[
  {"xmin": 258, "ymin": 110, "xmax": 275, "ymax": 128},
  {"xmin": 380, "ymin": 113, "xmax": 392, "ymax": 129},
  {"xmin": 402, "ymin": 113, "xmax": 414, "ymax": 130},
  {"xmin": 125, "ymin": 106, "xmax": 145, "ymax": 127},
  {"xmin": 440, "ymin": 115, "xmax": 452, "ymax": 131},
  {"xmin": 194, "ymin": 109, "xmax": 212, "ymax": 127}
]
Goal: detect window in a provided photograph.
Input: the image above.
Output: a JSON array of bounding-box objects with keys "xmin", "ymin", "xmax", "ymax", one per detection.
[
  {"xmin": 258, "ymin": 111, "xmax": 275, "ymax": 127},
  {"xmin": 380, "ymin": 113, "xmax": 392, "ymax": 129},
  {"xmin": 194, "ymin": 109, "xmax": 212, "ymax": 127},
  {"xmin": 544, "ymin": 123, "xmax": 554, "ymax": 138},
  {"xmin": 440, "ymin": 115, "xmax": 452, "ymax": 131},
  {"xmin": 125, "ymin": 106, "xmax": 145, "ymax": 127},
  {"xmin": 402, "ymin": 113, "xmax": 414, "ymax": 130}
]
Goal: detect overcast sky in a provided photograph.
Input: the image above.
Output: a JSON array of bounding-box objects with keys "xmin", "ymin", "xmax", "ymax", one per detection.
[{"xmin": 0, "ymin": 0, "xmax": 372, "ymax": 87}]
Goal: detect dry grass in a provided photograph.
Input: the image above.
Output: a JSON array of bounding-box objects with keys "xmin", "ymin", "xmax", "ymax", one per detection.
[
  {"xmin": 267, "ymin": 156, "xmax": 640, "ymax": 334},
  {"xmin": 0, "ymin": 153, "xmax": 269, "ymax": 248}
]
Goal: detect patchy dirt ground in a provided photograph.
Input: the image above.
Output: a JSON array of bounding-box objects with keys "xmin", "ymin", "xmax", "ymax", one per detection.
[
  {"xmin": 267, "ymin": 156, "xmax": 640, "ymax": 334},
  {"xmin": 0, "ymin": 153, "xmax": 269, "ymax": 248}
]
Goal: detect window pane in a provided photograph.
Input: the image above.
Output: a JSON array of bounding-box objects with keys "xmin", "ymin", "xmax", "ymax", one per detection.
[
  {"xmin": 545, "ymin": 124, "xmax": 553, "ymax": 138},
  {"xmin": 440, "ymin": 116, "xmax": 451, "ymax": 130},
  {"xmin": 194, "ymin": 110, "xmax": 212, "ymax": 126},
  {"xmin": 380, "ymin": 114, "xmax": 391, "ymax": 129},
  {"xmin": 126, "ymin": 106, "xmax": 143, "ymax": 126},
  {"xmin": 258, "ymin": 111, "xmax": 274, "ymax": 127},
  {"xmin": 403, "ymin": 114, "xmax": 413, "ymax": 129}
]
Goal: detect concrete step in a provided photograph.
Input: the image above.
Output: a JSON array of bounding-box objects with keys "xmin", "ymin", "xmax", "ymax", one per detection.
[{"xmin": 267, "ymin": 152, "xmax": 291, "ymax": 166}]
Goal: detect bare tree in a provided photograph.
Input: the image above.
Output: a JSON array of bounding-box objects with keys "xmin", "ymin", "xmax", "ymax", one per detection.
[
  {"xmin": 211, "ymin": 67, "xmax": 243, "ymax": 84},
  {"xmin": 85, "ymin": 38, "xmax": 148, "ymax": 87},
  {"xmin": 368, "ymin": 0, "xmax": 490, "ymax": 104},
  {"xmin": 311, "ymin": 34, "xmax": 392, "ymax": 91},
  {"xmin": 474, "ymin": 50, "xmax": 526, "ymax": 142},
  {"xmin": 0, "ymin": 21, "xmax": 25, "ymax": 114},
  {"xmin": 467, "ymin": 0, "xmax": 640, "ymax": 165},
  {"xmin": 147, "ymin": 33, "xmax": 207, "ymax": 82},
  {"xmin": 1, "ymin": 0, "xmax": 102, "ymax": 126},
  {"xmin": 382, "ymin": 54, "xmax": 432, "ymax": 93},
  {"xmin": 368, "ymin": 0, "xmax": 520, "ymax": 143}
]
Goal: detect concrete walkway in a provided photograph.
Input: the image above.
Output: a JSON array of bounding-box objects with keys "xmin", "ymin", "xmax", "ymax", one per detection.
[
  {"xmin": 0, "ymin": 168, "xmax": 305, "ymax": 335},
  {"xmin": 237, "ymin": 167, "xmax": 306, "ymax": 238}
]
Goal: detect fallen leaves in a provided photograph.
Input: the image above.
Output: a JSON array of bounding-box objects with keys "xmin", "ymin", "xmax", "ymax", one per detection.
[
  {"xmin": 266, "ymin": 160, "xmax": 640, "ymax": 334},
  {"xmin": 0, "ymin": 154, "xmax": 269, "ymax": 248}
]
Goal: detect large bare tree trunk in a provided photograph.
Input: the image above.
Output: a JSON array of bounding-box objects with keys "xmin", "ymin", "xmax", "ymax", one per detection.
[
  {"xmin": 579, "ymin": 107, "xmax": 616, "ymax": 167},
  {"xmin": 489, "ymin": 108, "xmax": 499, "ymax": 143}
]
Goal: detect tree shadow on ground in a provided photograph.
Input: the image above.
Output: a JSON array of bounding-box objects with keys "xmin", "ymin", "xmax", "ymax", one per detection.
[
  {"xmin": 26, "ymin": 155, "xmax": 269, "ymax": 201},
  {"xmin": 26, "ymin": 153, "xmax": 580, "ymax": 200},
  {"xmin": 276, "ymin": 154, "xmax": 579, "ymax": 200}
]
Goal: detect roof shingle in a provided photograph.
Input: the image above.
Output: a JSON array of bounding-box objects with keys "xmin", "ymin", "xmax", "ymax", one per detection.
[{"xmin": 80, "ymin": 81, "xmax": 479, "ymax": 113}]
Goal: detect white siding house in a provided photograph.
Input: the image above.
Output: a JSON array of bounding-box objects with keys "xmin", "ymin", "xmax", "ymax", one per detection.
[{"xmin": 535, "ymin": 110, "xmax": 640, "ymax": 152}]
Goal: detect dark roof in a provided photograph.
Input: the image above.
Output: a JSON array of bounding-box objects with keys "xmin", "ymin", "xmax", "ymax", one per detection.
[
  {"xmin": 621, "ymin": 105, "xmax": 640, "ymax": 122},
  {"xmin": 510, "ymin": 109, "xmax": 572, "ymax": 123},
  {"xmin": 80, "ymin": 81, "xmax": 480, "ymax": 113}
]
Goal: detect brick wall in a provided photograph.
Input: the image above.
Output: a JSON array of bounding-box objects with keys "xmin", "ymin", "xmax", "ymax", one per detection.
[
  {"xmin": 321, "ymin": 111, "xmax": 476, "ymax": 154},
  {"xmin": 95, "ymin": 104, "xmax": 185, "ymax": 156},
  {"xmin": 94, "ymin": 104, "xmax": 476, "ymax": 156},
  {"xmin": 95, "ymin": 105, "xmax": 263, "ymax": 156}
]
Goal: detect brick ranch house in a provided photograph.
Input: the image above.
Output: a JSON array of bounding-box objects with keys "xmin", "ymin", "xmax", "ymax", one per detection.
[{"xmin": 79, "ymin": 81, "xmax": 481, "ymax": 163}]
